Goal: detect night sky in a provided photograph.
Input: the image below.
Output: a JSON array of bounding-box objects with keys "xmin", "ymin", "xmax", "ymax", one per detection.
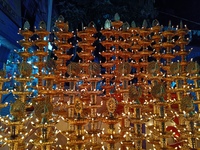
[
  {"xmin": 154, "ymin": 0, "xmax": 200, "ymax": 30},
  {"xmin": 54, "ymin": 0, "xmax": 200, "ymax": 30}
]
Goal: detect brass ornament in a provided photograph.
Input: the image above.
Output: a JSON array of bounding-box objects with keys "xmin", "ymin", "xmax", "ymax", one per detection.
[
  {"xmin": 147, "ymin": 61, "xmax": 159, "ymax": 74},
  {"xmin": 122, "ymin": 22, "xmax": 130, "ymax": 31},
  {"xmin": 186, "ymin": 61, "xmax": 199, "ymax": 74},
  {"xmin": 57, "ymin": 15, "xmax": 65, "ymax": 22},
  {"xmin": 151, "ymin": 83, "xmax": 166, "ymax": 98},
  {"xmin": 129, "ymin": 85, "xmax": 142, "ymax": 100},
  {"xmin": 34, "ymin": 101, "xmax": 53, "ymax": 119},
  {"xmin": 74, "ymin": 97, "xmax": 83, "ymax": 115},
  {"xmin": 118, "ymin": 62, "xmax": 131, "ymax": 76},
  {"xmin": 114, "ymin": 13, "xmax": 120, "ymax": 21},
  {"xmin": 104, "ymin": 19, "xmax": 111, "ymax": 29},
  {"xmin": 131, "ymin": 20, "xmax": 136, "ymax": 28},
  {"xmin": 23, "ymin": 21, "xmax": 30, "ymax": 30},
  {"xmin": 106, "ymin": 98, "xmax": 117, "ymax": 113},
  {"xmin": 10, "ymin": 100, "xmax": 25, "ymax": 118},
  {"xmin": 152, "ymin": 19, "xmax": 160, "ymax": 27},
  {"xmin": 67, "ymin": 62, "xmax": 81, "ymax": 76},
  {"xmin": 142, "ymin": 19, "xmax": 148, "ymax": 28},
  {"xmin": 45, "ymin": 58, "xmax": 56, "ymax": 72},
  {"xmin": 18, "ymin": 62, "xmax": 32, "ymax": 77},
  {"xmin": 39, "ymin": 21, "xmax": 46, "ymax": 30},
  {"xmin": 180, "ymin": 95, "xmax": 193, "ymax": 113},
  {"xmin": 89, "ymin": 62, "xmax": 101, "ymax": 75},
  {"xmin": 170, "ymin": 62, "xmax": 180, "ymax": 74}
]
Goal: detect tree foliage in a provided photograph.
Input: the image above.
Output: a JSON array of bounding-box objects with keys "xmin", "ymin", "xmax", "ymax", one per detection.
[{"xmin": 56, "ymin": 0, "xmax": 158, "ymax": 30}]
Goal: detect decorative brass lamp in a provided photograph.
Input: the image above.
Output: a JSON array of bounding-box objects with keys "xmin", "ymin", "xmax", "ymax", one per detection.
[
  {"xmin": 0, "ymin": 21, "xmax": 34, "ymax": 150},
  {"xmin": 1, "ymin": 13, "xmax": 200, "ymax": 150},
  {"xmin": 0, "ymin": 64, "xmax": 9, "ymax": 109}
]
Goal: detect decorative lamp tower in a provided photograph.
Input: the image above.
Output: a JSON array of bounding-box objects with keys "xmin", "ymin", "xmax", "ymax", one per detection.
[
  {"xmin": 100, "ymin": 15, "xmax": 122, "ymax": 150},
  {"xmin": 129, "ymin": 20, "xmax": 152, "ymax": 150},
  {"xmin": 1, "ymin": 21, "xmax": 34, "ymax": 150},
  {"xmin": 53, "ymin": 15, "xmax": 73, "ymax": 114},
  {"xmin": 86, "ymin": 61, "xmax": 102, "ymax": 149},
  {"xmin": 116, "ymin": 21, "xmax": 137, "ymax": 150},
  {"xmin": 77, "ymin": 23, "xmax": 103, "ymax": 149},
  {"xmin": 1, "ymin": 13, "xmax": 200, "ymax": 150},
  {"xmin": 0, "ymin": 64, "xmax": 9, "ymax": 109},
  {"xmin": 29, "ymin": 21, "xmax": 58, "ymax": 150},
  {"xmin": 171, "ymin": 21, "xmax": 199, "ymax": 149}
]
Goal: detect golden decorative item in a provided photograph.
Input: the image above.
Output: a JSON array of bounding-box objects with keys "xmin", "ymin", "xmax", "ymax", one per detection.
[
  {"xmin": 23, "ymin": 21, "xmax": 30, "ymax": 30},
  {"xmin": 0, "ymin": 64, "xmax": 9, "ymax": 108},
  {"xmin": 106, "ymin": 97, "xmax": 117, "ymax": 113},
  {"xmin": 89, "ymin": 62, "xmax": 101, "ymax": 75},
  {"xmin": 45, "ymin": 57, "xmax": 56, "ymax": 73},
  {"xmin": 1, "ymin": 13, "xmax": 200, "ymax": 150},
  {"xmin": 186, "ymin": 61, "xmax": 199, "ymax": 74},
  {"xmin": 10, "ymin": 100, "xmax": 25, "ymax": 118},
  {"xmin": 129, "ymin": 84, "xmax": 142, "ymax": 100},
  {"xmin": 147, "ymin": 61, "xmax": 159, "ymax": 74},
  {"xmin": 34, "ymin": 101, "xmax": 53, "ymax": 119},
  {"xmin": 118, "ymin": 62, "xmax": 131, "ymax": 76},
  {"xmin": 74, "ymin": 97, "xmax": 83, "ymax": 115},
  {"xmin": 151, "ymin": 83, "xmax": 166, "ymax": 98},
  {"xmin": 67, "ymin": 62, "xmax": 80, "ymax": 76},
  {"xmin": 170, "ymin": 62, "xmax": 181, "ymax": 74},
  {"xmin": 18, "ymin": 62, "xmax": 32, "ymax": 77},
  {"xmin": 180, "ymin": 95, "xmax": 194, "ymax": 112}
]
